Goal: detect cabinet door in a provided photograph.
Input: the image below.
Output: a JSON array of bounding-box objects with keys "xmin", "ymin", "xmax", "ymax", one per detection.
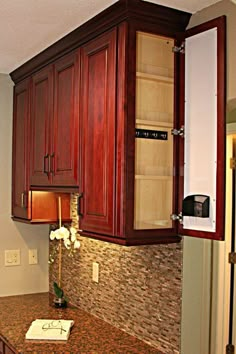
[
  {"xmin": 80, "ymin": 29, "xmax": 117, "ymax": 236},
  {"xmin": 178, "ymin": 17, "xmax": 226, "ymax": 241},
  {"xmin": 30, "ymin": 66, "xmax": 53, "ymax": 186},
  {"xmin": 5, "ymin": 346, "xmax": 15, "ymax": 354},
  {"xmin": 12, "ymin": 79, "xmax": 30, "ymax": 219},
  {"xmin": 0, "ymin": 338, "xmax": 4, "ymax": 354},
  {"xmin": 52, "ymin": 51, "xmax": 79, "ymax": 186}
]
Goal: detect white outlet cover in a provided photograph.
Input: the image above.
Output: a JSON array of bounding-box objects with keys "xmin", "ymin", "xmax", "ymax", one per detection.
[
  {"xmin": 29, "ymin": 249, "xmax": 38, "ymax": 265},
  {"xmin": 4, "ymin": 249, "xmax": 20, "ymax": 266}
]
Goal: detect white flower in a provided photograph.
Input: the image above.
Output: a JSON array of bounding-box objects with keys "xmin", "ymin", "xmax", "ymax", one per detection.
[
  {"xmin": 71, "ymin": 233, "xmax": 77, "ymax": 243},
  {"xmin": 49, "ymin": 225, "xmax": 80, "ymax": 263},
  {"xmin": 70, "ymin": 227, "xmax": 77, "ymax": 235},
  {"xmin": 58, "ymin": 226, "xmax": 70, "ymax": 240},
  {"xmin": 64, "ymin": 238, "xmax": 71, "ymax": 249},
  {"xmin": 74, "ymin": 240, "xmax": 81, "ymax": 249},
  {"xmin": 50, "ymin": 230, "xmax": 56, "ymax": 240}
]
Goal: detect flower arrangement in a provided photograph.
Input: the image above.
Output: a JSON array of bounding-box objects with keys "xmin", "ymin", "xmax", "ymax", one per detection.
[
  {"xmin": 49, "ymin": 226, "xmax": 80, "ymax": 261},
  {"xmin": 48, "ymin": 197, "xmax": 80, "ymax": 308}
]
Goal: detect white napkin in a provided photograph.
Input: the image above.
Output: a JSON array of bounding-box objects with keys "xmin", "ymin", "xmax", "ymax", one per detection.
[{"xmin": 25, "ymin": 319, "xmax": 74, "ymax": 341}]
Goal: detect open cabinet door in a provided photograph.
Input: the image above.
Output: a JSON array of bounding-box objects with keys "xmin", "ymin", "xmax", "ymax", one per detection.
[{"xmin": 178, "ymin": 16, "xmax": 226, "ymax": 240}]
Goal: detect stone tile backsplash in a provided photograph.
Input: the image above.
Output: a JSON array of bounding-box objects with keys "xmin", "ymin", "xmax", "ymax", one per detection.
[{"xmin": 49, "ymin": 194, "xmax": 182, "ymax": 354}]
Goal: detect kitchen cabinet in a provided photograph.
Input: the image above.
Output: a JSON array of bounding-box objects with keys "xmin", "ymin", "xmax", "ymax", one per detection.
[
  {"xmin": 30, "ymin": 51, "xmax": 79, "ymax": 189},
  {"xmin": 79, "ymin": 28, "xmax": 117, "ymax": 236},
  {"xmin": 0, "ymin": 337, "xmax": 16, "ymax": 354},
  {"xmin": 12, "ymin": 79, "xmax": 71, "ymax": 223},
  {"xmin": 78, "ymin": 5, "xmax": 225, "ymax": 244},
  {"xmin": 10, "ymin": 0, "xmax": 226, "ymax": 243}
]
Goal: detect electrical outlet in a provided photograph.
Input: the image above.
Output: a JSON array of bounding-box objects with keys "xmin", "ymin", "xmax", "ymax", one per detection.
[
  {"xmin": 92, "ymin": 262, "xmax": 99, "ymax": 283},
  {"xmin": 4, "ymin": 250, "xmax": 20, "ymax": 266},
  {"xmin": 29, "ymin": 249, "xmax": 38, "ymax": 264}
]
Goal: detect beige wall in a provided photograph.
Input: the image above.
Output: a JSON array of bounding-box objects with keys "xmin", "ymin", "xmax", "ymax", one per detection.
[{"xmin": 0, "ymin": 73, "xmax": 49, "ymax": 296}]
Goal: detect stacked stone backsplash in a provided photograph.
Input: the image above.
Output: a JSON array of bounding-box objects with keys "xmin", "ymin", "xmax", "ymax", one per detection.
[{"xmin": 49, "ymin": 194, "xmax": 183, "ymax": 354}]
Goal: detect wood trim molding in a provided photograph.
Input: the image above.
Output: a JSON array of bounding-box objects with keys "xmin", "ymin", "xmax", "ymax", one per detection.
[{"xmin": 10, "ymin": 0, "xmax": 191, "ymax": 84}]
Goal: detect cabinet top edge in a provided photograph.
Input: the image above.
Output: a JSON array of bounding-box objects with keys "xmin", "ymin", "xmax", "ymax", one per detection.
[{"xmin": 10, "ymin": 0, "xmax": 191, "ymax": 84}]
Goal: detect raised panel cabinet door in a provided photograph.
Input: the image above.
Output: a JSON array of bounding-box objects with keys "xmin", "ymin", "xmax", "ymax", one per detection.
[
  {"xmin": 12, "ymin": 79, "xmax": 30, "ymax": 219},
  {"xmin": 80, "ymin": 29, "xmax": 117, "ymax": 236},
  {"xmin": 0, "ymin": 338, "xmax": 4, "ymax": 354},
  {"xmin": 52, "ymin": 51, "xmax": 79, "ymax": 186},
  {"xmin": 30, "ymin": 66, "xmax": 53, "ymax": 186}
]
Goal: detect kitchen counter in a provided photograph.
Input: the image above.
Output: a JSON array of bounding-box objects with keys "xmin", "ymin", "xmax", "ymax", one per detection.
[{"xmin": 0, "ymin": 293, "xmax": 162, "ymax": 353}]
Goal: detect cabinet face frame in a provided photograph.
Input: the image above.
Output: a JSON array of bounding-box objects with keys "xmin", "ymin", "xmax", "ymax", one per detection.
[
  {"xmin": 125, "ymin": 22, "xmax": 181, "ymax": 244},
  {"xmin": 177, "ymin": 16, "xmax": 226, "ymax": 241}
]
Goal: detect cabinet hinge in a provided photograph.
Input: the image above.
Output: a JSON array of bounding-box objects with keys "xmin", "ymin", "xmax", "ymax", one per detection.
[
  {"xmin": 170, "ymin": 212, "xmax": 183, "ymax": 224},
  {"xmin": 226, "ymin": 344, "xmax": 235, "ymax": 354},
  {"xmin": 229, "ymin": 252, "xmax": 236, "ymax": 264},
  {"xmin": 171, "ymin": 126, "xmax": 184, "ymax": 137},
  {"xmin": 172, "ymin": 42, "xmax": 185, "ymax": 54},
  {"xmin": 230, "ymin": 158, "xmax": 236, "ymax": 169}
]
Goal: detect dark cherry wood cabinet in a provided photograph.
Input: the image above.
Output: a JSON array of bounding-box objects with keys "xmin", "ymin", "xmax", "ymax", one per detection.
[
  {"xmin": 78, "ymin": 5, "xmax": 225, "ymax": 244},
  {"xmin": 12, "ymin": 78, "xmax": 71, "ymax": 223},
  {"xmin": 12, "ymin": 78, "xmax": 30, "ymax": 220},
  {"xmin": 30, "ymin": 51, "xmax": 79, "ymax": 189},
  {"xmin": 79, "ymin": 29, "xmax": 117, "ymax": 236},
  {"xmin": 0, "ymin": 336, "xmax": 16, "ymax": 354},
  {"xmin": 10, "ymin": 0, "xmax": 226, "ymax": 243},
  {"xmin": 30, "ymin": 65, "xmax": 53, "ymax": 186},
  {"xmin": 51, "ymin": 52, "xmax": 80, "ymax": 187}
]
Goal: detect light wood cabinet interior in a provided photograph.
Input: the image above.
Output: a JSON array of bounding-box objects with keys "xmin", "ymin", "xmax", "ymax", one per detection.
[{"xmin": 134, "ymin": 32, "xmax": 174, "ymax": 230}]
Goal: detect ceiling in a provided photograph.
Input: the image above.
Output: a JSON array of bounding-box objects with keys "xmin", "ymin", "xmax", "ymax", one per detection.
[{"xmin": 0, "ymin": 0, "xmax": 222, "ymax": 74}]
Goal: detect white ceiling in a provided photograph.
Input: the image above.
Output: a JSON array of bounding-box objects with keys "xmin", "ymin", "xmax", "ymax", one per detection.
[{"xmin": 0, "ymin": 0, "xmax": 222, "ymax": 74}]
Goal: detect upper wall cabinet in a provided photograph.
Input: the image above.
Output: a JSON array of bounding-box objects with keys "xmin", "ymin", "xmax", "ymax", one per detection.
[
  {"xmin": 10, "ymin": 0, "xmax": 226, "ymax": 244},
  {"xmin": 30, "ymin": 51, "xmax": 79, "ymax": 189},
  {"xmin": 12, "ymin": 79, "xmax": 71, "ymax": 223}
]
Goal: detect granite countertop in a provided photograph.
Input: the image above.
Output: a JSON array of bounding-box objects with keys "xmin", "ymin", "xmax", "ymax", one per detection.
[{"xmin": 0, "ymin": 292, "xmax": 162, "ymax": 353}]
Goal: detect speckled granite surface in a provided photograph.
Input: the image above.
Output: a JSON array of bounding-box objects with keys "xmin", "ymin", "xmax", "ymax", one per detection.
[{"xmin": 0, "ymin": 292, "xmax": 162, "ymax": 354}]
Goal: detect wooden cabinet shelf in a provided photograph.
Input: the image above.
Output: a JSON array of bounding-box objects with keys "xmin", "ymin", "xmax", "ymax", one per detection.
[
  {"xmin": 135, "ymin": 175, "xmax": 172, "ymax": 180},
  {"xmin": 135, "ymin": 220, "xmax": 172, "ymax": 230},
  {"xmin": 136, "ymin": 119, "xmax": 173, "ymax": 128},
  {"xmin": 136, "ymin": 71, "xmax": 174, "ymax": 84}
]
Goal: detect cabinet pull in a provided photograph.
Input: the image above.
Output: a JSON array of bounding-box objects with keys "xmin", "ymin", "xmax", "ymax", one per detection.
[
  {"xmin": 49, "ymin": 153, "xmax": 55, "ymax": 175},
  {"xmin": 77, "ymin": 193, "xmax": 83, "ymax": 217},
  {"xmin": 21, "ymin": 192, "xmax": 25, "ymax": 208},
  {"xmin": 43, "ymin": 154, "xmax": 49, "ymax": 174},
  {"xmin": 21, "ymin": 192, "xmax": 27, "ymax": 208}
]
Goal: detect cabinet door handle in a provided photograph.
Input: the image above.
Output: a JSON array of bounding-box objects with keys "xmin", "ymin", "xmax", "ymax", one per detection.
[
  {"xmin": 21, "ymin": 192, "xmax": 27, "ymax": 208},
  {"xmin": 77, "ymin": 193, "xmax": 83, "ymax": 217},
  {"xmin": 49, "ymin": 153, "xmax": 55, "ymax": 175},
  {"xmin": 43, "ymin": 154, "xmax": 49, "ymax": 174},
  {"xmin": 21, "ymin": 192, "xmax": 25, "ymax": 208}
]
